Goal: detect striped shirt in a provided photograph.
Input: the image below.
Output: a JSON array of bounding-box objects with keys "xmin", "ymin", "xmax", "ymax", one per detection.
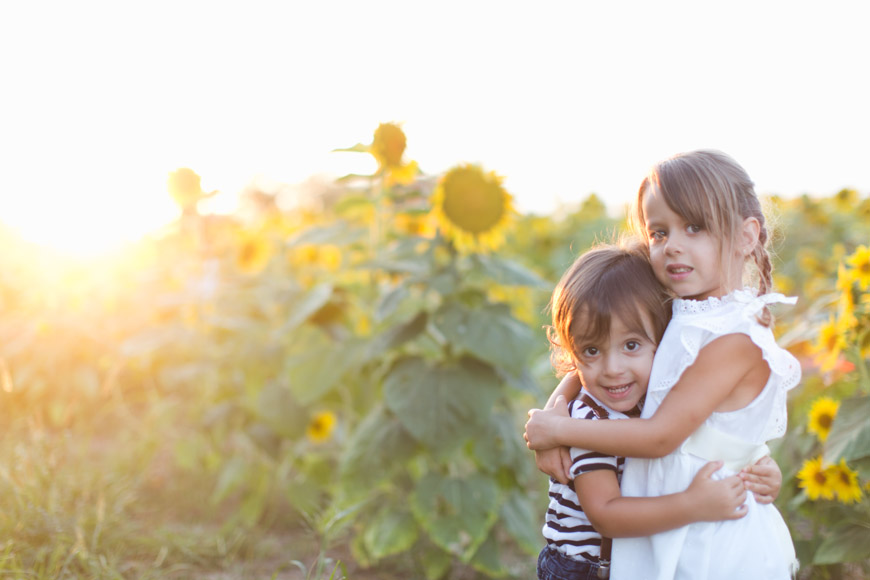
[{"xmin": 541, "ymin": 392, "xmax": 633, "ymax": 564}]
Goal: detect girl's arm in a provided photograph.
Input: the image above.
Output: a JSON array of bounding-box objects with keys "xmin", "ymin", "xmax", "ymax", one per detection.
[
  {"xmin": 545, "ymin": 372, "xmax": 582, "ymax": 407},
  {"xmin": 577, "ymin": 460, "xmax": 747, "ymax": 538},
  {"xmin": 525, "ymin": 333, "xmax": 766, "ymax": 457},
  {"xmin": 533, "ymin": 373, "xmax": 583, "ymax": 484}
]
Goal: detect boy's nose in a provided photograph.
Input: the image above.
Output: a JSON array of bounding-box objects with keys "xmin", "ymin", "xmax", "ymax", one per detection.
[{"xmin": 603, "ymin": 352, "xmax": 623, "ymax": 375}]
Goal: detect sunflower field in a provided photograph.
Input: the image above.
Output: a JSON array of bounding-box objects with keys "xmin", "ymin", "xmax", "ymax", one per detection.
[{"xmin": 0, "ymin": 124, "xmax": 868, "ymax": 579}]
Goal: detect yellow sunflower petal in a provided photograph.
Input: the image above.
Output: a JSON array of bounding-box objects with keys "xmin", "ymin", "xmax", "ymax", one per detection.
[
  {"xmin": 846, "ymin": 245, "xmax": 870, "ymax": 290},
  {"xmin": 431, "ymin": 164, "xmax": 516, "ymax": 254},
  {"xmin": 797, "ymin": 456, "xmax": 836, "ymax": 500},
  {"xmin": 828, "ymin": 459, "xmax": 863, "ymax": 504},
  {"xmin": 807, "ymin": 397, "xmax": 840, "ymax": 442},
  {"xmin": 236, "ymin": 232, "xmax": 273, "ymax": 275},
  {"xmin": 385, "ymin": 159, "xmax": 420, "ymax": 186},
  {"xmin": 306, "ymin": 411, "xmax": 337, "ymax": 443},
  {"xmin": 811, "ymin": 317, "xmax": 846, "ymax": 372}
]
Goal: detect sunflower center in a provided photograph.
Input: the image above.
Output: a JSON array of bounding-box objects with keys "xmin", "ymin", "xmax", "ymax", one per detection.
[
  {"xmin": 441, "ymin": 169, "xmax": 506, "ymax": 235},
  {"xmin": 818, "ymin": 414, "xmax": 833, "ymax": 430},
  {"xmin": 814, "ymin": 471, "xmax": 827, "ymax": 485},
  {"xmin": 310, "ymin": 418, "xmax": 326, "ymax": 435}
]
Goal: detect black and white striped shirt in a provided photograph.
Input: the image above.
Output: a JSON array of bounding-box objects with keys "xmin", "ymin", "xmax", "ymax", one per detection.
[{"xmin": 541, "ymin": 393, "xmax": 632, "ymax": 563}]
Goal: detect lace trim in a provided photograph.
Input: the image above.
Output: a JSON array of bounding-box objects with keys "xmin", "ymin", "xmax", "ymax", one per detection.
[{"xmin": 673, "ymin": 288, "xmax": 796, "ymax": 317}]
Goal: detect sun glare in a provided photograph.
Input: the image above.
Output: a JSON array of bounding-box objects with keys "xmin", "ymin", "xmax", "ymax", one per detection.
[{"xmin": 1, "ymin": 180, "xmax": 180, "ymax": 259}]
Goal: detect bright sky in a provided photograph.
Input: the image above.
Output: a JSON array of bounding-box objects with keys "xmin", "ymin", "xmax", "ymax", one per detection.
[{"xmin": 1, "ymin": 1, "xmax": 868, "ymax": 255}]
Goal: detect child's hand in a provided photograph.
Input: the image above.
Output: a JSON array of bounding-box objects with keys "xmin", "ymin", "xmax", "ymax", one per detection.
[
  {"xmin": 534, "ymin": 446, "xmax": 573, "ymax": 484},
  {"xmin": 739, "ymin": 455, "xmax": 782, "ymax": 504},
  {"xmin": 524, "ymin": 395, "xmax": 570, "ymax": 450},
  {"xmin": 686, "ymin": 461, "xmax": 748, "ymax": 521}
]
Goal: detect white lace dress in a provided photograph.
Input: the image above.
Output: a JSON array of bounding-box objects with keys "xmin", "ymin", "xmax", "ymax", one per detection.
[{"xmin": 612, "ymin": 289, "xmax": 801, "ymax": 580}]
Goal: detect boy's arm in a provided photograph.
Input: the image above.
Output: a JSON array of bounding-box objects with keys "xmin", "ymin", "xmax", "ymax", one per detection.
[
  {"xmin": 576, "ymin": 460, "xmax": 747, "ymax": 538},
  {"xmin": 526, "ymin": 334, "xmax": 763, "ymax": 457},
  {"xmin": 533, "ymin": 373, "xmax": 583, "ymax": 484}
]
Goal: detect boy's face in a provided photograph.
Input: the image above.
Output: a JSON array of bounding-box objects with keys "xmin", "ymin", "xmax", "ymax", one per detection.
[{"xmin": 572, "ymin": 314, "xmax": 656, "ymax": 414}]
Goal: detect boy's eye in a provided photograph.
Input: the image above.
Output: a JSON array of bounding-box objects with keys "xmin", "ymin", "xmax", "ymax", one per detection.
[{"xmin": 582, "ymin": 346, "xmax": 599, "ymax": 357}]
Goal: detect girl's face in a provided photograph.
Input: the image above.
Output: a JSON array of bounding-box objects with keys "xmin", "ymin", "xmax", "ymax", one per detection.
[
  {"xmin": 641, "ymin": 187, "xmax": 741, "ymax": 300},
  {"xmin": 573, "ymin": 314, "xmax": 656, "ymax": 414}
]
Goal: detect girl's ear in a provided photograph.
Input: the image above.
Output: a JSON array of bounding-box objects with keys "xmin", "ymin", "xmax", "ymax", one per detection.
[{"xmin": 739, "ymin": 217, "xmax": 761, "ymax": 257}]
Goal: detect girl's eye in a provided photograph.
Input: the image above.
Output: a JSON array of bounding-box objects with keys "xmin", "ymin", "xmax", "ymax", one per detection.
[
  {"xmin": 649, "ymin": 230, "xmax": 665, "ymax": 241},
  {"xmin": 687, "ymin": 224, "xmax": 702, "ymax": 234},
  {"xmin": 625, "ymin": 340, "xmax": 641, "ymax": 352}
]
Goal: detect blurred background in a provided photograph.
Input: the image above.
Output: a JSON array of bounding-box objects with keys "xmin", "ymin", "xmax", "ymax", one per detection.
[{"xmin": 0, "ymin": 1, "xmax": 868, "ymax": 579}]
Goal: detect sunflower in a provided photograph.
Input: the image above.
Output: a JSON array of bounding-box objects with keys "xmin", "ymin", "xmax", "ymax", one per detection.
[
  {"xmin": 797, "ymin": 456, "xmax": 836, "ymax": 500},
  {"xmin": 846, "ymin": 245, "xmax": 870, "ymax": 290},
  {"xmin": 167, "ymin": 168, "xmax": 203, "ymax": 209},
  {"xmin": 836, "ymin": 263, "xmax": 857, "ymax": 327},
  {"xmin": 833, "ymin": 188, "xmax": 858, "ymax": 212},
  {"xmin": 369, "ymin": 123, "xmax": 419, "ymax": 186},
  {"xmin": 828, "ymin": 459, "xmax": 863, "ymax": 504},
  {"xmin": 431, "ymin": 164, "xmax": 516, "ymax": 254},
  {"xmin": 372, "ymin": 123, "xmax": 407, "ymax": 169},
  {"xmin": 306, "ymin": 411, "xmax": 337, "ymax": 443},
  {"xmin": 807, "ymin": 397, "xmax": 840, "ymax": 442},
  {"xmin": 236, "ymin": 232, "xmax": 273, "ymax": 275},
  {"xmin": 167, "ymin": 168, "xmax": 216, "ymax": 212},
  {"xmin": 394, "ymin": 211, "xmax": 436, "ymax": 238},
  {"xmin": 812, "ymin": 317, "xmax": 847, "ymax": 372}
]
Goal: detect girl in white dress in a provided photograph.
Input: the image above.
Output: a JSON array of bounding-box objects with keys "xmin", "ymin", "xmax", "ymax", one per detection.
[{"xmin": 525, "ymin": 150, "xmax": 800, "ymax": 580}]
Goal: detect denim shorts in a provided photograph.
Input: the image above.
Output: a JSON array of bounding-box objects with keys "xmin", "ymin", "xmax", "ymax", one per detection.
[{"xmin": 537, "ymin": 545, "xmax": 607, "ymax": 580}]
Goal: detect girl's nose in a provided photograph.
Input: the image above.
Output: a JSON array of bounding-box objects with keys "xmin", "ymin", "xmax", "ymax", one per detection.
[{"xmin": 664, "ymin": 232, "xmax": 682, "ymax": 255}]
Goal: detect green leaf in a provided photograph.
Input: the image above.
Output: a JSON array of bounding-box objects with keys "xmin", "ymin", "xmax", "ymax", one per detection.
[
  {"xmin": 376, "ymin": 284, "xmax": 410, "ymax": 321},
  {"xmin": 334, "ymin": 193, "xmax": 375, "ymax": 215},
  {"xmin": 411, "ymin": 472, "xmax": 499, "ymax": 562},
  {"xmin": 256, "ymin": 381, "xmax": 307, "ymax": 439},
  {"xmin": 246, "ymin": 423, "xmax": 282, "ymax": 459},
  {"xmin": 339, "ymin": 404, "xmax": 417, "ymax": 487},
  {"xmin": 471, "ymin": 253, "xmax": 549, "ymax": 288},
  {"xmin": 362, "ymin": 508, "xmax": 419, "ymax": 560},
  {"xmin": 823, "ymin": 394, "xmax": 870, "ymax": 465},
  {"xmin": 468, "ymin": 532, "xmax": 507, "ymax": 577},
  {"xmin": 432, "ymin": 302, "xmax": 537, "ymax": 377},
  {"xmin": 285, "ymin": 338, "xmax": 356, "ymax": 405},
  {"xmin": 332, "ymin": 143, "xmax": 370, "ymax": 153},
  {"xmin": 500, "ymin": 490, "xmax": 543, "ymax": 555},
  {"xmin": 812, "ymin": 523, "xmax": 870, "ymax": 564},
  {"xmin": 278, "ymin": 283, "xmax": 333, "ymax": 335},
  {"xmin": 212, "ymin": 456, "xmax": 248, "ymax": 503},
  {"xmin": 282, "ymin": 326, "xmax": 368, "ymax": 405},
  {"xmin": 419, "ymin": 545, "xmax": 452, "ymax": 580},
  {"xmin": 472, "ymin": 410, "xmax": 528, "ymax": 473},
  {"xmin": 384, "ymin": 357, "xmax": 501, "ymax": 452},
  {"xmin": 287, "ymin": 222, "xmax": 365, "ymax": 247},
  {"xmin": 366, "ymin": 311, "xmax": 428, "ymax": 360}
]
